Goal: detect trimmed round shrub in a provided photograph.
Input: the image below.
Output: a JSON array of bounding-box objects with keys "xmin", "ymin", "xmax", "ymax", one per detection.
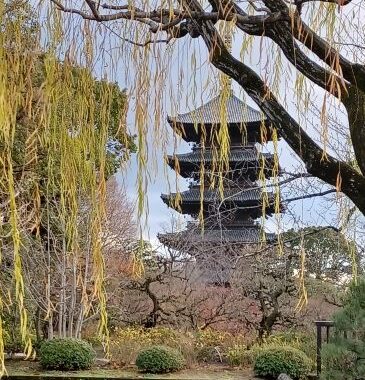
[
  {"xmin": 254, "ymin": 345, "xmax": 312, "ymax": 380},
  {"xmin": 39, "ymin": 338, "xmax": 96, "ymax": 370},
  {"xmin": 264, "ymin": 331, "xmax": 316, "ymax": 363},
  {"xmin": 135, "ymin": 345, "xmax": 185, "ymax": 373}
]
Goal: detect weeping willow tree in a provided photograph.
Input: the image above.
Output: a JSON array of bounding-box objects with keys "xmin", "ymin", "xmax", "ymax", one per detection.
[
  {"xmin": 0, "ymin": 1, "xmax": 135, "ymax": 375},
  {"xmin": 1, "ymin": 0, "xmax": 365, "ymax": 376}
]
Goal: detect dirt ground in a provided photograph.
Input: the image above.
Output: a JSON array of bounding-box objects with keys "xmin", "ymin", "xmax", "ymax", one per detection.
[{"xmin": 4, "ymin": 360, "xmax": 261, "ymax": 379}]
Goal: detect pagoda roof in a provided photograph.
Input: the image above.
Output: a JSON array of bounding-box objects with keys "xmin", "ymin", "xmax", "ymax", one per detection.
[
  {"xmin": 167, "ymin": 149, "xmax": 274, "ymax": 165},
  {"xmin": 158, "ymin": 227, "xmax": 276, "ymax": 248},
  {"xmin": 161, "ymin": 188, "xmax": 273, "ymax": 204},
  {"xmin": 167, "ymin": 92, "xmax": 273, "ymax": 143},
  {"xmin": 166, "ymin": 148, "xmax": 278, "ymax": 180},
  {"xmin": 168, "ymin": 92, "xmax": 263, "ymax": 126},
  {"xmin": 161, "ymin": 188, "xmax": 281, "ymax": 218}
]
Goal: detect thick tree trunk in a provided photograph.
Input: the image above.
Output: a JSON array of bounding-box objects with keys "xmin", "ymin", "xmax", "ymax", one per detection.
[
  {"xmin": 75, "ymin": 304, "xmax": 84, "ymax": 339},
  {"xmin": 144, "ymin": 280, "xmax": 160, "ymax": 328},
  {"xmin": 59, "ymin": 239, "xmax": 67, "ymax": 338},
  {"xmin": 258, "ymin": 309, "xmax": 279, "ymax": 342},
  {"xmin": 343, "ymin": 87, "xmax": 365, "ymax": 176}
]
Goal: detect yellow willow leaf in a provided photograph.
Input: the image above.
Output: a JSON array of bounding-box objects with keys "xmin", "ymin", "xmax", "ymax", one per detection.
[
  {"xmin": 272, "ymin": 128, "xmax": 283, "ymax": 255},
  {"xmin": 260, "ymin": 224, "xmax": 267, "ymax": 247},
  {"xmin": 336, "ymin": 169, "xmax": 342, "ymax": 194},
  {"xmin": 260, "ymin": 118, "xmax": 268, "ymax": 144},
  {"xmin": 199, "ymin": 159, "xmax": 205, "ymax": 230},
  {"xmin": 320, "ymin": 96, "xmax": 329, "ymax": 161},
  {"xmin": 272, "ymin": 46, "xmax": 283, "ymax": 98},
  {"xmin": 132, "ymin": 244, "xmax": 145, "ymax": 279},
  {"xmin": 348, "ymin": 240, "xmax": 358, "ymax": 280},
  {"xmin": 295, "ymin": 245, "xmax": 308, "ymax": 311}
]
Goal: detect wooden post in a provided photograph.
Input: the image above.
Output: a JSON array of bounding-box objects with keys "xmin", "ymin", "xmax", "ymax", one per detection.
[
  {"xmin": 315, "ymin": 320, "xmax": 334, "ymax": 377},
  {"xmin": 316, "ymin": 321, "xmax": 322, "ymax": 377}
]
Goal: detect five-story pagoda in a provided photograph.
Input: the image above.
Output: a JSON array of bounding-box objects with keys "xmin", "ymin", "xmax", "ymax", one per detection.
[{"xmin": 158, "ymin": 92, "xmax": 282, "ymax": 285}]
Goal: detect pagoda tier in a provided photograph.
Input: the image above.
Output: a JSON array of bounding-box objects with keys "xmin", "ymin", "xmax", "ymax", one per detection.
[
  {"xmin": 158, "ymin": 226, "xmax": 276, "ymax": 251},
  {"xmin": 161, "ymin": 187, "xmax": 279, "ymax": 219},
  {"xmin": 166, "ymin": 146, "xmax": 278, "ymax": 180},
  {"xmin": 167, "ymin": 92, "xmax": 274, "ymax": 144}
]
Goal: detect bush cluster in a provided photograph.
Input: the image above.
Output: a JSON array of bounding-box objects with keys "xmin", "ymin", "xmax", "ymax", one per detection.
[
  {"xmin": 109, "ymin": 326, "xmax": 194, "ymax": 366},
  {"xmin": 109, "ymin": 327, "xmax": 246, "ymax": 366},
  {"xmin": 226, "ymin": 332, "xmax": 316, "ymax": 370},
  {"xmin": 253, "ymin": 345, "xmax": 312, "ymax": 380},
  {"xmin": 4, "ymin": 332, "xmax": 24, "ymax": 354},
  {"xmin": 39, "ymin": 338, "xmax": 96, "ymax": 370},
  {"xmin": 194, "ymin": 329, "xmax": 247, "ymax": 364},
  {"xmin": 264, "ymin": 331, "xmax": 316, "ymax": 363},
  {"xmin": 227, "ymin": 344, "xmax": 257, "ymax": 367},
  {"xmin": 135, "ymin": 345, "xmax": 186, "ymax": 373},
  {"xmin": 321, "ymin": 343, "xmax": 357, "ymax": 380},
  {"xmin": 108, "ymin": 325, "xmax": 316, "ymax": 373},
  {"xmin": 194, "ymin": 329, "xmax": 235, "ymax": 349}
]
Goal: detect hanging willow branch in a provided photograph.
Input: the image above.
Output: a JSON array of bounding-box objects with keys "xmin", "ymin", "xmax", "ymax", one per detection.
[{"xmin": 50, "ymin": 0, "xmax": 365, "ymax": 215}]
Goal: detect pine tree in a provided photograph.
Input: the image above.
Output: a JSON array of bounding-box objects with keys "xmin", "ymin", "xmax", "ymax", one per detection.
[{"xmin": 321, "ymin": 279, "xmax": 365, "ymax": 380}]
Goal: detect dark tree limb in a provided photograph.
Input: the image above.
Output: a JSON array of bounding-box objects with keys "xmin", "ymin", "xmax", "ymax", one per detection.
[
  {"xmin": 185, "ymin": 1, "xmax": 365, "ymax": 215},
  {"xmin": 261, "ymin": 0, "xmax": 365, "ymax": 94},
  {"xmin": 231, "ymin": 5, "xmax": 346, "ymax": 99},
  {"xmin": 285, "ymin": 189, "xmax": 337, "ymax": 203},
  {"xmin": 51, "ymin": 0, "xmax": 286, "ymax": 25},
  {"xmin": 260, "ymin": 0, "xmax": 365, "ymax": 175},
  {"xmin": 297, "ymin": 0, "xmax": 352, "ymax": 4},
  {"xmin": 342, "ymin": 87, "xmax": 365, "ymax": 175}
]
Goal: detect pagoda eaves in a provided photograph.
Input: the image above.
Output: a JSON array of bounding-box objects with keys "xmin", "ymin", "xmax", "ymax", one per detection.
[
  {"xmin": 166, "ymin": 148, "xmax": 278, "ymax": 179},
  {"xmin": 158, "ymin": 227, "xmax": 276, "ymax": 250},
  {"xmin": 167, "ymin": 93, "xmax": 274, "ymax": 143},
  {"xmin": 161, "ymin": 188, "xmax": 278, "ymax": 218}
]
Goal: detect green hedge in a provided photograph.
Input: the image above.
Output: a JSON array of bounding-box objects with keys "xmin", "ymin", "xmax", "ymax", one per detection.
[
  {"xmin": 136, "ymin": 345, "xmax": 185, "ymax": 373},
  {"xmin": 39, "ymin": 338, "xmax": 95, "ymax": 370},
  {"xmin": 254, "ymin": 345, "xmax": 311, "ymax": 379}
]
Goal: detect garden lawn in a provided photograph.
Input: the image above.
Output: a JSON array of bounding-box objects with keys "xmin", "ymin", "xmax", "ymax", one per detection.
[{"xmin": 4, "ymin": 360, "xmax": 260, "ymax": 379}]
